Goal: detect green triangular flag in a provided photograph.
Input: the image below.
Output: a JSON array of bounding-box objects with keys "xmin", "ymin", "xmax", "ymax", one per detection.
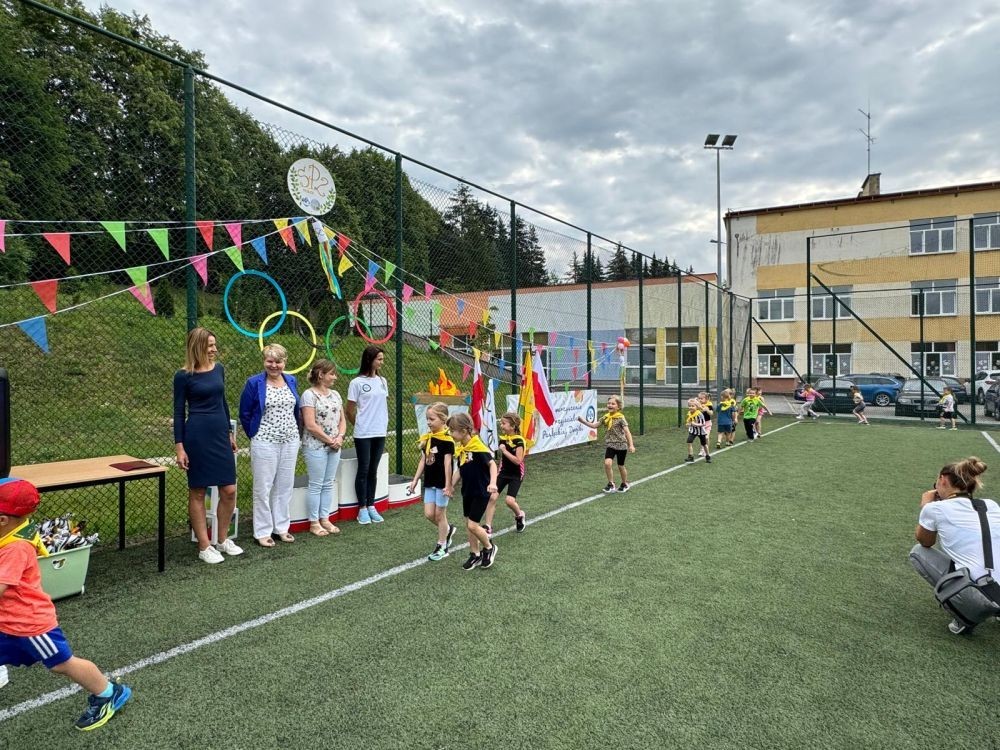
[
  {"xmin": 384, "ymin": 261, "xmax": 396, "ymax": 283},
  {"xmin": 125, "ymin": 265, "xmax": 147, "ymax": 287},
  {"xmin": 428, "ymin": 339, "xmax": 440, "ymax": 351},
  {"xmin": 404, "ymin": 307, "xmax": 416, "ymax": 321},
  {"xmin": 101, "ymin": 221, "xmax": 127, "ymax": 252},
  {"xmin": 564, "ymin": 383, "xmax": 570, "ymax": 393},
  {"xmin": 147, "ymin": 228, "xmax": 169, "ymax": 260},
  {"xmin": 224, "ymin": 245, "xmax": 244, "ymax": 272},
  {"xmin": 432, "ymin": 301, "xmax": 443, "ymax": 318}
]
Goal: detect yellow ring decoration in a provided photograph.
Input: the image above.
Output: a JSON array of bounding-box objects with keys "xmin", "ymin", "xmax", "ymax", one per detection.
[{"xmin": 258, "ymin": 310, "xmax": 317, "ymax": 375}]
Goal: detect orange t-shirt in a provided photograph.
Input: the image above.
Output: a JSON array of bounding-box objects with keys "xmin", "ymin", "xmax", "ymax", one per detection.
[{"xmin": 0, "ymin": 540, "xmax": 58, "ymax": 637}]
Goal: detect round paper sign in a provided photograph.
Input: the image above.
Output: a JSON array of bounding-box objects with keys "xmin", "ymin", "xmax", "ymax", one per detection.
[{"xmin": 287, "ymin": 158, "xmax": 337, "ymax": 215}]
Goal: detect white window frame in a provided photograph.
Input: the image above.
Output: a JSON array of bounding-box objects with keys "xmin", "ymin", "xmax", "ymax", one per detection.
[
  {"xmin": 973, "ymin": 213, "xmax": 1000, "ymax": 251},
  {"xmin": 976, "ymin": 342, "xmax": 1000, "ymax": 372},
  {"xmin": 810, "ymin": 343, "xmax": 852, "ymax": 377},
  {"xmin": 757, "ymin": 289, "xmax": 795, "ymax": 321},
  {"xmin": 910, "ymin": 217, "xmax": 956, "ymax": 255},
  {"xmin": 812, "ymin": 286, "xmax": 852, "ymax": 320},
  {"xmin": 911, "ymin": 342, "xmax": 956, "ymax": 377},
  {"xmin": 911, "ymin": 280, "xmax": 957, "ymax": 317},
  {"xmin": 975, "ymin": 278, "xmax": 1000, "ymax": 314},
  {"xmin": 757, "ymin": 344, "xmax": 795, "ymax": 377}
]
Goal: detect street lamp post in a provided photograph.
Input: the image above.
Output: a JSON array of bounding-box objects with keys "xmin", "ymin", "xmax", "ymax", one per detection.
[{"xmin": 704, "ymin": 133, "xmax": 737, "ymax": 398}]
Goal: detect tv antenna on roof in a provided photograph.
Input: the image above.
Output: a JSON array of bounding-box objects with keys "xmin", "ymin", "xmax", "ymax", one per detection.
[{"xmin": 858, "ymin": 102, "xmax": 876, "ymax": 176}]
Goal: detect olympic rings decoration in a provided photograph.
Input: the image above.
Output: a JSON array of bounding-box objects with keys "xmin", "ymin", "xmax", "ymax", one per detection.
[
  {"xmin": 352, "ymin": 288, "xmax": 398, "ymax": 345},
  {"xmin": 258, "ymin": 310, "xmax": 317, "ymax": 375},
  {"xmin": 224, "ymin": 270, "xmax": 288, "ymax": 339},
  {"xmin": 325, "ymin": 315, "xmax": 373, "ymax": 375}
]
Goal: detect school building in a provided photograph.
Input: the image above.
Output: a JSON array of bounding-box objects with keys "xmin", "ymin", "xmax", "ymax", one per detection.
[{"xmin": 727, "ymin": 176, "xmax": 1000, "ymax": 392}]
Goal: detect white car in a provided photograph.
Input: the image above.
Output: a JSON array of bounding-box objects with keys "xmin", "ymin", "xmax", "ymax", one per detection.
[{"xmin": 974, "ymin": 370, "xmax": 1000, "ymax": 404}]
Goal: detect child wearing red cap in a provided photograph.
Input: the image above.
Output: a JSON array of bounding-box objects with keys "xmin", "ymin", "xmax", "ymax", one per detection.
[{"xmin": 0, "ymin": 477, "xmax": 132, "ymax": 731}]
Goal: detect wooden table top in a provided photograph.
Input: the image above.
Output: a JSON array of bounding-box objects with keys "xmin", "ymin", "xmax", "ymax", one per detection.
[{"xmin": 9, "ymin": 455, "xmax": 167, "ymax": 489}]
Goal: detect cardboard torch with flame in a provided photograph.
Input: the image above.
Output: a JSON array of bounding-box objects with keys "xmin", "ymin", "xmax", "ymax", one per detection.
[{"xmin": 428, "ymin": 368, "xmax": 461, "ymax": 396}]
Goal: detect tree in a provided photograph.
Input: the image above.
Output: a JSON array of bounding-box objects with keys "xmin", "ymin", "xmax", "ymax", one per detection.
[
  {"xmin": 606, "ymin": 244, "xmax": 631, "ymax": 281},
  {"xmin": 564, "ymin": 251, "xmax": 583, "ymax": 284}
]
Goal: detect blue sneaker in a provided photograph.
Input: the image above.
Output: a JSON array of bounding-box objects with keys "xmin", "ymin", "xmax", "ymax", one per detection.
[
  {"xmin": 368, "ymin": 506, "xmax": 384, "ymax": 523},
  {"xmin": 357, "ymin": 507, "xmax": 371, "ymax": 525},
  {"xmin": 75, "ymin": 680, "xmax": 132, "ymax": 731}
]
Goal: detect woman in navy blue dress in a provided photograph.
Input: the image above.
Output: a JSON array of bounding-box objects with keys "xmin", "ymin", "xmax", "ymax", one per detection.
[{"xmin": 173, "ymin": 327, "xmax": 242, "ymax": 564}]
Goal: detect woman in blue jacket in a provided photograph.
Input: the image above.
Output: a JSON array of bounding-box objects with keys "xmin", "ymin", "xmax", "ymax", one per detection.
[{"xmin": 239, "ymin": 344, "xmax": 301, "ymax": 547}]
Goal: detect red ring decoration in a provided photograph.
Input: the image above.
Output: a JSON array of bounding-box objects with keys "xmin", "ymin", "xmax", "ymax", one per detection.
[{"xmin": 352, "ymin": 288, "xmax": 398, "ymax": 345}]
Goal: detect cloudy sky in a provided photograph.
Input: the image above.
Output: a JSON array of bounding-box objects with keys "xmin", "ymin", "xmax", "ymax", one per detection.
[{"xmin": 87, "ymin": 0, "xmax": 1000, "ymax": 277}]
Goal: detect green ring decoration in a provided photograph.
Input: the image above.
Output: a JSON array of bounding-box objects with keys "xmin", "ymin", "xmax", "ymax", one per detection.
[{"xmin": 325, "ymin": 314, "xmax": 373, "ymax": 375}]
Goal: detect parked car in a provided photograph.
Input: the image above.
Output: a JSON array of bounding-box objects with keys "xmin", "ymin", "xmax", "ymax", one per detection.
[
  {"xmin": 894, "ymin": 378, "xmax": 956, "ymax": 417},
  {"xmin": 869, "ymin": 372, "xmax": 907, "ymax": 386},
  {"xmin": 843, "ymin": 374, "xmax": 903, "ymax": 406},
  {"xmin": 974, "ymin": 370, "xmax": 1000, "ymax": 404},
  {"xmin": 984, "ymin": 382, "xmax": 1000, "ymax": 418},
  {"xmin": 941, "ymin": 376, "xmax": 969, "ymax": 404}
]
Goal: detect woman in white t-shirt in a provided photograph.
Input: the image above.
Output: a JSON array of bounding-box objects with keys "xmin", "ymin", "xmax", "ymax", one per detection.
[
  {"xmin": 910, "ymin": 456, "xmax": 1000, "ymax": 634},
  {"xmin": 345, "ymin": 346, "xmax": 389, "ymax": 525},
  {"xmin": 301, "ymin": 359, "xmax": 347, "ymax": 537}
]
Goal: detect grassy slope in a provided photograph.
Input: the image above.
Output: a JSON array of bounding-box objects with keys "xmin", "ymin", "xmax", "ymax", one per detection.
[{"xmin": 3, "ymin": 418, "xmax": 999, "ymax": 748}]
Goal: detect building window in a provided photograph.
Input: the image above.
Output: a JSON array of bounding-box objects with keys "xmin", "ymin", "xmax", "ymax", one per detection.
[
  {"xmin": 911, "ymin": 280, "xmax": 957, "ymax": 316},
  {"xmin": 976, "ymin": 278, "xmax": 1000, "ymax": 314},
  {"xmin": 757, "ymin": 344, "xmax": 794, "ymax": 377},
  {"xmin": 973, "ymin": 213, "xmax": 1000, "ymax": 251},
  {"xmin": 810, "ymin": 344, "xmax": 852, "ymax": 376},
  {"xmin": 975, "ymin": 342, "xmax": 1000, "ymax": 372},
  {"xmin": 911, "ymin": 342, "xmax": 956, "ymax": 377},
  {"xmin": 910, "ymin": 217, "xmax": 955, "ymax": 254},
  {"xmin": 757, "ymin": 289, "xmax": 795, "ymax": 321},
  {"xmin": 812, "ymin": 286, "xmax": 852, "ymax": 320}
]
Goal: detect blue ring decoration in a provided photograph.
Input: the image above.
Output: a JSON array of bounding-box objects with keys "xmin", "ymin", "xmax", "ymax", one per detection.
[{"xmin": 223, "ymin": 270, "xmax": 288, "ymax": 339}]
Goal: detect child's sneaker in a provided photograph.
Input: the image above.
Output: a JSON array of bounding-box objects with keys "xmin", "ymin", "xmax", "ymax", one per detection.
[
  {"xmin": 428, "ymin": 544, "xmax": 448, "ymax": 561},
  {"xmin": 715, "ymin": 443, "xmax": 722, "ymax": 450},
  {"xmin": 950, "ymin": 427, "xmax": 959, "ymax": 431},
  {"xmin": 617, "ymin": 482, "xmax": 629, "ymax": 493},
  {"xmin": 445, "ymin": 523, "xmax": 457, "ymax": 550},
  {"xmin": 684, "ymin": 455, "xmax": 694, "ymax": 463},
  {"xmin": 705, "ymin": 455, "xmax": 712, "ymax": 463},
  {"xmin": 515, "ymin": 513, "xmax": 526, "ymax": 532},
  {"xmin": 602, "ymin": 482, "xmax": 616, "ymax": 493},
  {"xmin": 937, "ymin": 425, "xmax": 947, "ymax": 430},
  {"xmin": 75, "ymin": 680, "xmax": 132, "ymax": 731},
  {"xmin": 462, "ymin": 553, "xmax": 481, "ymax": 571},
  {"xmin": 368, "ymin": 506, "xmax": 384, "ymax": 523},
  {"xmin": 357, "ymin": 507, "xmax": 371, "ymax": 525},
  {"xmin": 480, "ymin": 544, "xmax": 498, "ymax": 569}
]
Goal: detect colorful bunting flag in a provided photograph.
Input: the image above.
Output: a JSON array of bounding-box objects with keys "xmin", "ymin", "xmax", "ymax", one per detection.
[
  {"xmin": 147, "ymin": 228, "xmax": 169, "ymax": 260},
  {"xmin": 273, "ymin": 219, "xmax": 296, "ymax": 251},
  {"xmin": 572, "ymin": 366, "xmax": 578, "ymax": 380},
  {"xmin": 428, "ymin": 339, "xmax": 440, "ymax": 351},
  {"xmin": 432, "ymin": 301, "xmax": 443, "ymax": 318},
  {"xmin": 337, "ymin": 255, "xmax": 353, "ymax": 276},
  {"xmin": 509, "ymin": 320, "xmax": 516, "ymax": 334},
  {"xmin": 551, "ymin": 332, "xmax": 558, "ymax": 345},
  {"xmin": 18, "ymin": 317, "xmax": 48, "ymax": 353},
  {"xmin": 250, "ymin": 236, "xmax": 268, "ymax": 265},
  {"xmin": 337, "ymin": 233, "xmax": 351, "ymax": 257},
  {"xmin": 468, "ymin": 321, "xmax": 478, "ymax": 338},
  {"xmin": 482, "ymin": 308, "xmax": 490, "ymax": 326},
  {"xmin": 100, "ymin": 221, "xmax": 127, "ymax": 252},
  {"xmin": 224, "ymin": 245, "xmax": 244, "ymax": 272},
  {"xmin": 367, "ymin": 259, "xmax": 379, "ymax": 281},
  {"xmin": 498, "ymin": 357, "xmax": 506, "ymax": 371},
  {"xmin": 190, "ymin": 255, "xmax": 208, "ymax": 287},
  {"xmin": 128, "ymin": 285, "xmax": 156, "ymax": 315},
  {"xmin": 30, "ymin": 280, "xmax": 58, "ymax": 313},
  {"xmin": 195, "ymin": 220, "xmax": 214, "ymax": 250},
  {"xmin": 493, "ymin": 331, "xmax": 501, "ymax": 349},
  {"xmin": 293, "ymin": 218, "xmax": 312, "ymax": 247},
  {"xmin": 462, "ymin": 363, "xmax": 472, "ymax": 381},
  {"xmin": 0, "ymin": 219, "xmax": 5, "ymax": 252},
  {"xmin": 440, "ymin": 330, "xmax": 452, "ymax": 349},
  {"xmin": 384, "ymin": 261, "xmax": 395, "ymax": 283},
  {"xmin": 43, "ymin": 232, "xmax": 71, "ymax": 265},
  {"xmin": 402, "ymin": 283, "xmax": 414, "ymax": 302},
  {"xmin": 457, "ymin": 299, "xmax": 466, "ymax": 316},
  {"xmin": 224, "ymin": 222, "xmax": 243, "ymax": 249},
  {"xmin": 404, "ymin": 307, "xmax": 416, "ymax": 321},
  {"xmin": 125, "ymin": 266, "xmax": 148, "ymax": 289},
  {"xmin": 424, "ymin": 282, "xmax": 435, "ymax": 299}
]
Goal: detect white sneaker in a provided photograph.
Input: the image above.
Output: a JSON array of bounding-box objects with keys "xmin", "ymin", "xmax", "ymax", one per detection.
[
  {"xmin": 216, "ymin": 538, "xmax": 244, "ymax": 556},
  {"xmin": 198, "ymin": 546, "xmax": 225, "ymax": 564}
]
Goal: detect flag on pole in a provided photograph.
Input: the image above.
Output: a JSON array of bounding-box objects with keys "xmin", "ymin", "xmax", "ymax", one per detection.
[
  {"xmin": 517, "ymin": 348, "xmax": 556, "ymax": 449},
  {"xmin": 471, "ymin": 349, "xmax": 498, "ymax": 450}
]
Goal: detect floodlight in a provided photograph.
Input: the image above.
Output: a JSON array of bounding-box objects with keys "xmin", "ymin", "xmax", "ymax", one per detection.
[
  {"xmin": 704, "ymin": 134, "xmax": 720, "ymax": 147},
  {"xmin": 721, "ymin": 134, "xmax": 737, "ymax": 147}
]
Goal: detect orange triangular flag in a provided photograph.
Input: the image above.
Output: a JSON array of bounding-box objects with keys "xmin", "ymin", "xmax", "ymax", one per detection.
[
  {"xmin": 195, "ymin": 220, "xmax": 214, "ymax": 250},
  {"xmin": 43, "ymin": 232, "xmax": 71, "ymax": 265},
  {"xmin": 30, "ymin": 279, "xmax": 58, "ymax": 313}
]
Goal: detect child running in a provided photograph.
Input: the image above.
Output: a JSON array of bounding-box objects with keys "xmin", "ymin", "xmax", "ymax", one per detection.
[
  {"xmin": 408, "ymin": 402, "xmax": 457, "ymax": 561},
  {"xmin": 797, "ymin": 384, "xmax": 823, "ymax": 420},
  {"xmin": 938, "ymin": 387, "xmax": 957, "ymax": 430},
  {"xmin": 716, "ymin": 388, "xmax": 738, "ymax": 448},
  {"xmin": 851, "ymin": 386, "xmax": 870, "ymax": 425},
  {"xmin": 446, "ymin": 413, "xmax": 499, "ymax": 570},
  {"xmin": 685, "ymin": 397, "xmax": 711, "ymax": 463},
  {"xmin": 738, "ymin": 388, "xmax": 761, "ymax": 441},
  {"xmin": 754, "ymin": 387, "xmax": 770, "ymax": 438},
  {"xmin": 0, "ymin": 478, "xmax": 132, "ymax": 731},
  {"xmin": 483, "ymin": 412, "xmax": 528, "ymax": 534},
  {"xmin": 697, "ymin": 392, "xmax": 714, "ymax": 456},
  {"xmin": 577, "ymin": 395, "xmax": 635, "ymax": 492}
]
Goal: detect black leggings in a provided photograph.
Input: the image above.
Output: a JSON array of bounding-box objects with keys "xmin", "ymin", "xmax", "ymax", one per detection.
[
  {"xmin": 354, "ymin": 436, "xmax": 386, "ymax": 507},
  {"xmin": 743, "ymin": 418, "xmax": 757, "ymax": 440}
]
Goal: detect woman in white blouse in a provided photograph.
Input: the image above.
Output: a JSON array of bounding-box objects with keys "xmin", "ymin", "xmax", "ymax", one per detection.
[{"xmin": 301, "ymin": 359, "xmax": 347, "ymax": 536}]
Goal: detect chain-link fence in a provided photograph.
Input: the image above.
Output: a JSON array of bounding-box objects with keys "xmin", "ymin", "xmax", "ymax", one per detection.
[{"xmin": 0, "ymin": 0, "xmax": 750, "ymax": 543}]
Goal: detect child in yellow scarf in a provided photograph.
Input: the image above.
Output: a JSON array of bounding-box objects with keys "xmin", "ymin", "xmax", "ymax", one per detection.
[
  {"xmin": 447, "ymin": 412, "xmax": 499, "ymax": 570},
  {"xmin": 408, "ymin": 402, "xmax": 457, "ymax": 561},
  {"xmin": 577, "ymin": 395, "xmax": 635, "ymax": 492}
]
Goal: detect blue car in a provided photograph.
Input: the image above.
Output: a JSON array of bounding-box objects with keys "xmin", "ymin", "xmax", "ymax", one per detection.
[{"xmin": 796, "ymin": 375, "xmax": 901, "ymax": 407}]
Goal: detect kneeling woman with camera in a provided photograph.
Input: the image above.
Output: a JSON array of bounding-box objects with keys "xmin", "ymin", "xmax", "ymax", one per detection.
[{"xmin": 910, "ymin": 456, "xmax": 1000, "ymax": 635}]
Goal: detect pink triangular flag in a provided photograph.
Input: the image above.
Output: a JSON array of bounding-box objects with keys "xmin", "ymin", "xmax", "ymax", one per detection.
[
  {"xmin": 128, "ymin": 285, "xmax": 156, "ymax": 315},
  {"xmin": 364, "ymin": 274, "xmax": 376, "ymax": 294},
  {"xmin": 572, "ymin": 366, "xmax": 578, "ymax": 380},
  {"xmin": 224, "ymin": 222, "xmax": 242, "ymax": 248},
  {"xmin": 195, "ymin": 220, "xmax": 214, "ymax": 250},
  {"xmin": 0, "ymin": 219, "xmax": 6, "ymax": 252},
  {"xmin": 30, "ymin": 279, "xmax": 58, "ymax": 313},
  {"xmin": 402, "ymin": 283, "xmax": 414, "ymax": 303},
  {"xmin": 424, "ymin": 282, "xmax": 435, "ymax": 299},
  {"xmin": 43, "ymin": 232, "xmax": 71, "ymax": 265},
  {"xmin": 462, "ymin": 363, "xmax": 472, "ymax": 381},
  {"xmin": 190, "ymin": 254, "xmax": 208, "ymax": 287}
]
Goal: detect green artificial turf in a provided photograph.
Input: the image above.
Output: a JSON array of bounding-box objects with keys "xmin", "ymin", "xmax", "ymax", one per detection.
[{"xmin": 3, "ymin": 418, "xmax": 1000, "ymax": 749}]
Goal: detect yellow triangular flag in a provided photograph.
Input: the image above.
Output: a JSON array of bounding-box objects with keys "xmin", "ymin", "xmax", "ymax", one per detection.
[
  {"xmin": 295, "ymin": 219, "xmax": 313, "ymax": 247},
  {"xmin": 482, "ymin": 308, "xmax": 489, "ymax": 325},
  {"xmin": 493, "ymin": 331, "xmax": 501, "ymax": 348},
  {"xmin": 337, "ymin": 254, "xmax": 353, "ymax": 277}
]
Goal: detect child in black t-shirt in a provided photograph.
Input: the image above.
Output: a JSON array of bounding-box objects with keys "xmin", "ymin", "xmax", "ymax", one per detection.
[
  {"xmin": 408, "ymin": 402, "xmax": 456, "ymax": 561},
  {"xmin": 483, "ymin": 412, "xmax": 528, "ymax": 534},
  {"xmin": 447, "ymin": 412, "xmax": 499, "ymax": 570}
]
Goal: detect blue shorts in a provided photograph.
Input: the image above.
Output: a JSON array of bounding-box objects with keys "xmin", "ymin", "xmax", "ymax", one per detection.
[
  {"xmin": 423, "ymin": 487, "xmax": 449, "ymax": 508},
  {"xmin": 717, "ymin": 421, "xmax": 734, "ymax": 432},
  {"xmin": 0, "ymin": 626, "xmax": 74, "ymax": 669}
]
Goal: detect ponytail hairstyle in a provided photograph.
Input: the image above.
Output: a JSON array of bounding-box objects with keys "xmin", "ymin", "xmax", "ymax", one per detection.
[
  {"xmin": 499, "ymin": 412, "xmax": 521, "ymax": 434},
  {"xmin": 940, "ymin": 456, "xmax": 987, "ymax": 495},
  {"xmin": 426, "ymin": 401, "xmax": 449, "ymax": 424},
  {"xmin": 446, "ymin": 412, "xmax": 475, "ymax": 436},
  {"xmin": 308, "ymin": 359, "xmax": 336, "ymax": 386}
]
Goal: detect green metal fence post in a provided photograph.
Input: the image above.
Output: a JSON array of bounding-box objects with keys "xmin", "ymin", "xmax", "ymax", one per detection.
[
  {"xmin": 919, "ymin": 288, "xmax": 926, "ymax": 422},
  {"xmin": 184, "ymin": 66, "xmax": 197, "ymax": 330},
  {"xmin": 509, "ymin": 201, "xmax": 518, "ymax": 394},
  {"xmin": 586, "ymin": 234, "xmax": 592, "ymax": 390},
  {"xmin": 969, "ymin": 218, "xmax": 977, "ymax": 425},
  {"xmin": 395, "ymin": 154, "xmax": 404, "ymax": 471},
  {"xmin": 638, "ymin": 254, "xmax": 644, "ymax": 435},
  {"xmin": 676, "ymin": 268, "xmax": 683, "ymax": 427},
  {"xmin": 806, "ymin": 236, "xmax": 812, "ymax": 382},
  {"xmin": 703, "ymin": 279, "xmax": 710, "ymax": 388}
]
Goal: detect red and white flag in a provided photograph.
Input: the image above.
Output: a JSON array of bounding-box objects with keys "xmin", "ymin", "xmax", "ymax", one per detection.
[{"xmin": 471, "ymin": 349, "xmax": 498, "ymax": 450}]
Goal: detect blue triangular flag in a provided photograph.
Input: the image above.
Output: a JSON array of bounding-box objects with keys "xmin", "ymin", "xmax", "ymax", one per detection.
[
  {"xmin": 498, "ymin": 358, "xmax": 506, "ymax": 371},
  {"xmin": 568, "ymin": 336, "xmax": 575, "ymax": 349},
  {"xmin": 18, "ymin": 316, "xmax": 49, "ymax": 353},
  {"xmin": 367, "ymin": 259, "xmax": 379, "ymax": 279},
  {"xmin": 250, "ymin": 236, "xmax": 268, "ymax": 265},
  {"xmin": 457, "ymin": 298, "xmax": 466, "ymax": 316}
]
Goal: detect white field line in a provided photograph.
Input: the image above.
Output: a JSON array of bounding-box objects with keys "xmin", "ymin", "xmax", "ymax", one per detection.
[
  {"xmin": 0, "ymin": 422, "xmax": 798, "ymax": 723},
  {"xmin": 981, "ymin": 430, "xmax": 1000, "ymax": 454}
]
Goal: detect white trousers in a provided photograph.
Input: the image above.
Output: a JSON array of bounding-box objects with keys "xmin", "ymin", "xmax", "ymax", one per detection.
[{"xmin": 250, "ymin": 438, "xmax": 300, "ymax": 539}]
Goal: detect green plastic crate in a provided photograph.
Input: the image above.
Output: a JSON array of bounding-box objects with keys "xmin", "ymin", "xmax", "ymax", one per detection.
[{"xmin": 39, "ymin": 545, "xmax": 93, "ymax": 601}]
